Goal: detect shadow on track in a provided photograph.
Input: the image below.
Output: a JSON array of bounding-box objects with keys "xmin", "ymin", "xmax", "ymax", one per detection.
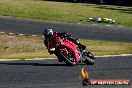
[
  {"xmin": 0, "ymin": 61, "xmax": 85, "ymax": 66},
  {"xmin": 0, "ymin": 62, "xmax": 69, "ymax": 66}
]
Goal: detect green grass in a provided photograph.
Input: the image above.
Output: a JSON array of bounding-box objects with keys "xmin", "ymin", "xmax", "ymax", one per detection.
[
  {"xmin": 0, "ymin": 0, "xmax": 132, "ymax": 26},
  {"xmin": 0, "ymin": 34, "xmax": 132, "ymax": 59}
]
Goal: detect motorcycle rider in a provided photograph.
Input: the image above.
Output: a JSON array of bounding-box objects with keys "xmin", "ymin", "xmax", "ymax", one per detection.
[{"xmin": 43, "ymin": 28, "xmax": 86, "ymax": 54}]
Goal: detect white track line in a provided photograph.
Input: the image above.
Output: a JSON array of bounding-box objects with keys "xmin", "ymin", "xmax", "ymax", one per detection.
[
  {"xmin": 32, "ymin": 35, "xmax": 37, "ymax": 37},
  {"xmin": 0, "ymin": 32, "xmax": 5, "ymax": 34},
  {"xmin": 105, "ymin": 25, "xmax": 112, "ymax": 27},
  {"xmin": 119, "ymin": 26, "xmax": 124, "ymax": 28},
  {"xmin": 95, "ymin": 54, "xmax": 132, "ymax": 57},
  {"xmin": 92, "ymin": 24, "xmax": 98, "ymax": 26},
  {"xmin": 19, "ymin": 34, "xmax": 24, "ymax": 36},
  {"xmin": 0, "ymin": 54, "xmax": 132, "ymax": 61},
  {"xmin": 8, "ymin": 33, "xmax": 13, "ymax": 35}
]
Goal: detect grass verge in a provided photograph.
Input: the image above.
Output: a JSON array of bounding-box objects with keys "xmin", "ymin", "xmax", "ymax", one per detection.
[
  {"xmin": 0, "ymin": 0, "xmax": 132, "ymax": 26},
  {"xmin": 0, "ymin": 34, "xmax": 132, "ymax": 59}
]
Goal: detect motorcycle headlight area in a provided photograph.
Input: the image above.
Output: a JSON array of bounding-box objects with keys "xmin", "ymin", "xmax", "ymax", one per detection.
[{"xmin": 56, "ymin": 42, "xmax": 61, "ymax": 47}]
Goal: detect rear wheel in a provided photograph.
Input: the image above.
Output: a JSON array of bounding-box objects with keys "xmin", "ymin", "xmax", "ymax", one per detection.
[
  {"xmin": 82, "ymin": 50, "xmax": 95, "ymax": 65},
  {"xmin": 58, "ymin": 48, "xmax": 77, "ymax": 66}
]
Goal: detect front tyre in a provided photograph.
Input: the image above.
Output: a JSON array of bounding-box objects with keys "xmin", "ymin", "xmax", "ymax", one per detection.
[
  {"xmin": 82, "ymin": 50, "xmax": 95, "ymax": 65},
  {"xmin": 58, "ymin": 48, "xmax": 77, "ymax": 66}
]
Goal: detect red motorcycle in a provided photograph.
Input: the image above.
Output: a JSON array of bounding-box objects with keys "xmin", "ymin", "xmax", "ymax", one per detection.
[{"xmin": 47, "ymin": 32, "xmax": 95, "ymax": 66}]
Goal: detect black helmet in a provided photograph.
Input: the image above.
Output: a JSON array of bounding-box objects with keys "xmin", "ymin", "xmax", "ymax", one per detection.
[{"xmin": 43, "ymin": 28, "xmax": 53, "ymax": 37}]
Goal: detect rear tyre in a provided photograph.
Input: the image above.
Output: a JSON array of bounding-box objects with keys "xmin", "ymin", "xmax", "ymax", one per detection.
[{"xmin": 82, "ymin": 50, "xmax": 95, "ymax": 65}]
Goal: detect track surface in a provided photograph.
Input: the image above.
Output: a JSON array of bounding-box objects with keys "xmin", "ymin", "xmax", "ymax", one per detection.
[
  {"xmin": 0, "ymin": 56, "xmax": 132, "ymax": 88},
  {"xmin": 0, "ymin": 17, "xmax": 132, "ymax": 88},
  {"xmin": 0, "ymin": 17, "xmax": 132, "ymax": 42}
]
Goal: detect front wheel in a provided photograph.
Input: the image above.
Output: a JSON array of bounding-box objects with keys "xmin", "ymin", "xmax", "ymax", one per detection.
[
  {"xmin": 57, "ymin": 48, "xmax": 77, "ymax": 66},
  {"xmin": 82, "ymin": 50, "xmax": 95, "ymax": 65}
]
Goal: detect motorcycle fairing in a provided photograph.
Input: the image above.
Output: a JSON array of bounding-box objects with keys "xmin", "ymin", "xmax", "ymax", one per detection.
[{"xmin": 60, "ymin": 39, "xmax": 80, "ymax": 62}]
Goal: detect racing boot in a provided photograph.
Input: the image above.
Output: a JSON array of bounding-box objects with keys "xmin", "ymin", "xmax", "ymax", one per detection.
[
  {"xmin": 78, "ymin": 43, "xmax": 86, "ymax": 50},
  {"xmin": 76, "ymin": 40, "xmax": 86, "ymax": 50}
]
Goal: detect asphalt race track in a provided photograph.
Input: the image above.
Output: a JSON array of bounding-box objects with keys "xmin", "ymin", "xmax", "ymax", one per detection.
[
  {"xmin": 0, "ymin": 56, "xmax": 132, "ymax": 88},
  {"xmin": 0, "ymin": 17, "xmax": 132, "ymax": 88},
  {"xmin": 0, "ymin": 17, "xmax": 132, "ymax": 42}
]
